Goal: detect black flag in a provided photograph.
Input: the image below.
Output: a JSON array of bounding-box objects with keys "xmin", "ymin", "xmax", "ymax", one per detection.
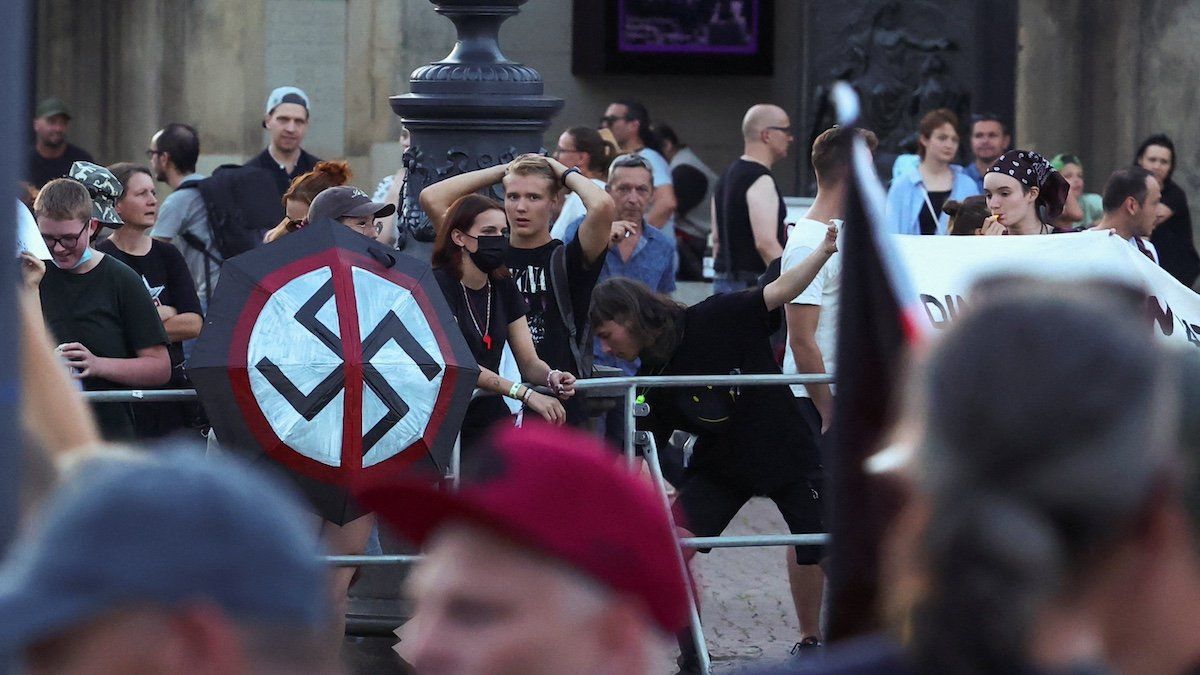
[{"xmin": 824, "ymin": 83, "xmax": 925, "ymax": 641}]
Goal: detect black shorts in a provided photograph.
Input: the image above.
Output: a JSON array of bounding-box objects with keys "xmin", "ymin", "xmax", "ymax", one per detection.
[{"xmin": 673, "ymin": 470, "xmax": 826, "ymax": 565}]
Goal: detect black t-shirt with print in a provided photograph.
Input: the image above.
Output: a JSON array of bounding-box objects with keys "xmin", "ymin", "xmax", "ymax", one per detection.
[
  {"xmin": 434, "ymin": 268, "xmax": 528, "ymax": 374},
  {"xmin": 505, "ymin": 237, "xmax": 605, "ymax": 374},
  {"xmin": 39, "ymin": 254, "xmax": 169, "ymax": 440},
  {"xmin": 96, "ymin": 238, "xmax": 203, "ymax": 374},
  {"xmin": 638, "ymin": 288, "xmax": 819, "ymax": 493},
  {"xmin": 95, "ymin": 239, "xmax": 204, "ymax": 438}
]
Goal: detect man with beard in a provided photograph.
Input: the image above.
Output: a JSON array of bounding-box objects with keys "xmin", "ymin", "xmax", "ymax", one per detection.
[
  {"xmin": 964, "ymin": 113, "xmax": 1011, "ymax": 193},
  {"xmin": 27, "ymin": 98, "xmax": 94, "ymax": 188}
]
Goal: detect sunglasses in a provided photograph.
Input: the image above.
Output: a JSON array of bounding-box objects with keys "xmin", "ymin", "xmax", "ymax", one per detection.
[{"xmin": 765, "ymin": 125, "xmax": 793, "ymax": 135}]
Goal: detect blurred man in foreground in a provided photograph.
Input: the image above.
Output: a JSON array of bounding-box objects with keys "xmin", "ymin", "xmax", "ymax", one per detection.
[
  {"xmin": 359, "ymin": 423, "xmax": 689, "ymax": 675},
  {"xmin": 0, "ymin": 452, "xmax": 339, "ymax": 674}
]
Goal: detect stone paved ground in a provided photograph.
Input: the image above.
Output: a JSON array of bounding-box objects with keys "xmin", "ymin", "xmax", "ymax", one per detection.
[{"xmin": 657, "ymin": 497, "xmax": 813, "ymax": 674}]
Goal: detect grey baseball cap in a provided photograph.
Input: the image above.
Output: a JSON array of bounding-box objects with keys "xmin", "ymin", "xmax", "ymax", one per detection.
[
  {"xmin": 0, "ymin": 449, "xmax": 331, "ymax": 653},
  {"xmin": 307, "ymin": 185, "xmax": 396, "ymax": 225},
  {"xmin": 266, "ymin": 86, "xmax": 311, "ymax": 116}
]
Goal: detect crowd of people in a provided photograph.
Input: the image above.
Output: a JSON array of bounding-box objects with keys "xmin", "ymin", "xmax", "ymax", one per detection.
[
  {"xmin": 882, "ymin": 108, "xmax": 1200, "ymax": 287},
  {"xmin": 8, "ymin": 82, "xmax": 1200, "ymax": 675}
]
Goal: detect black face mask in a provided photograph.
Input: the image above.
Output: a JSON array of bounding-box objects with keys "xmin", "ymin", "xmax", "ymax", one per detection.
[{"xmin": 467, "ymin": 235, "xmax": 508, "ymax": 273}]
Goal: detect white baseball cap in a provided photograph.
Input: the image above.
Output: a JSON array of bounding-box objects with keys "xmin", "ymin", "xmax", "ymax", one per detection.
[{"xmin": 266, "ymin": 86, "xmax": 311, "ymax": 116}]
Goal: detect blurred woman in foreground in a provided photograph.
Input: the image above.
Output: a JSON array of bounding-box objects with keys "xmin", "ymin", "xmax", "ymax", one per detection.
[{"xmin": 795, "ymin": 282, "xmax": 1185, "ymax": 675}]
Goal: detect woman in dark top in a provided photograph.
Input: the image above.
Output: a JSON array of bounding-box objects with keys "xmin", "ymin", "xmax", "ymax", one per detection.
[
  {"xmin": 589, "ymin": 225, "xmax": 836, "ymax": 663},
  {"xmin": 97, "ymin": 163, "xmax": 203, "ymax": 438},
  {"xmin": 429, "ymin": 194, "xmax": 575, "ymax": 450},
  {"xmin": 1138, "ymin": 134, "xmax": 1199, "ymax": 287}
]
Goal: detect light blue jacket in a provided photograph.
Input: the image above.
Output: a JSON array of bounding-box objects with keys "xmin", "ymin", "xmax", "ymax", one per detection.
[{"xmin": 885, "ymin": 164, "xmax": 980, "ymax": 235}]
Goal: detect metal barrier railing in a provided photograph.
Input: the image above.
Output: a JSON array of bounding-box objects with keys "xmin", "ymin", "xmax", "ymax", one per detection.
[{"xmin": 85, "ymin": 373, "xmax": 835, "ymax": 675}]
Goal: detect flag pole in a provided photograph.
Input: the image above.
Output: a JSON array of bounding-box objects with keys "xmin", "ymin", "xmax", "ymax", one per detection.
[
  {"xmin": 0, "ymin": 0, "xmax": 29, "ymax": 553},
  {"xmin": 824, "ymin": 82, "xmax": 914, "ymax": 641}
]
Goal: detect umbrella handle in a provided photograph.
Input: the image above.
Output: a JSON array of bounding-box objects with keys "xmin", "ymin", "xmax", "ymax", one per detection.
[{"xmin": 368, "ymin": 246, "xmax": 397, "ymax": 269}]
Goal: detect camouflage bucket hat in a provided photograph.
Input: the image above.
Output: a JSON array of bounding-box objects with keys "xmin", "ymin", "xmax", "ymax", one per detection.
[{"xmin": 68, "ymin": 161, "xmax": 124, "ymax": 225}]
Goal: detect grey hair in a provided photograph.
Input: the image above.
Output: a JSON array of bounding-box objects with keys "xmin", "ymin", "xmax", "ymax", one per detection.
[{"xmin": 606, "ymin": 154, "xmax": 653, "ymax": 184}]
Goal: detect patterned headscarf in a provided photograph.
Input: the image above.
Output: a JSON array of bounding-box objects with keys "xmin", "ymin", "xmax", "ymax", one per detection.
[
  {"xmin": 988, "ymin": 150, "xmax": 1070, "ymax": 220},
  {"xmin": 68, "ymin": 161, "xmax": 124, "ymax": 225}
]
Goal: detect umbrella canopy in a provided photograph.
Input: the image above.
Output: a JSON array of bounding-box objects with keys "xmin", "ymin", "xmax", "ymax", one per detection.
[{"xmin": 190, "ymin": 219, "xmax": 478, "ymax": 524}]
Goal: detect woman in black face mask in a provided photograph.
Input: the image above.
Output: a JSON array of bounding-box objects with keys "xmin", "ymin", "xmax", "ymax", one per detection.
[{"xmin": 430, "ymin": 194, "xmax": 575, "ymax": 451}]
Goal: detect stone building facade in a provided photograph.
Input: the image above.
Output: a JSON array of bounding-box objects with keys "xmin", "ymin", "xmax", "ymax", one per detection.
[{"xmin": 31, "ymin": 0, "xmax": 1200, "ymax": 238}]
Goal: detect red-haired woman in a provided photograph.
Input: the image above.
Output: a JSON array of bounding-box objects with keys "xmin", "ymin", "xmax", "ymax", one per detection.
[
  {"xmin": 263, "ymin": 160, "xmax": 352, "ymax": 243},
  {"xmin": 885, "ymin": 108, "xmax": 979, "ymax": 234},
  {"xmin": 430, "ymin": 194, "xmax": 574, "ymax": 450}
]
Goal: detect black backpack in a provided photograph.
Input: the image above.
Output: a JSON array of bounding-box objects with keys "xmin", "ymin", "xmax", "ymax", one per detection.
[{"xmin": 178, "ymin": 164, "xmax": 284, "ymax": 260}]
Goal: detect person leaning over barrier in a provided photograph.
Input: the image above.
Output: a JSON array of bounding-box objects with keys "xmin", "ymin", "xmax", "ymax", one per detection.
[
  {"xmin": 0, "ymin": 450, "xmax": 340, "ymax": 675},
  {"xmin": 356, "ymin": 422, "xmax": 688, "ymax": 675},
  {"xmin": 589, "ymin": 225, "xmax": 838, "ymax": 670}
]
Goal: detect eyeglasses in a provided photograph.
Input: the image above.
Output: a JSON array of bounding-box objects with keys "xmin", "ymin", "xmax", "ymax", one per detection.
[
  {"xmin": 41, "ymin": 219, "xmax": 91, "ymax": 251},
  {"xmin": 600, "ymin": 115, "xmax": 630, "ymax": 126}
]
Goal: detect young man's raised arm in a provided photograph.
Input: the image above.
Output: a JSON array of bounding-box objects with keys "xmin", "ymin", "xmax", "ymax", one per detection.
[
  {"xmin": 763, "ymin": 225, "xmax": 837, "ymax": 311},
  {"xmin": 544, "ymin": 157, "xmax": 615, "ymax": 264},
  {"xmin": 418, "ymin": 163, "xmax": 508, "ymax": 231}
]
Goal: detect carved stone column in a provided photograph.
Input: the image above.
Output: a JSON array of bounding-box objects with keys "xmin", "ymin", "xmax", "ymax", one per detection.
[{"xmin": 391, "ymin": 0, "xmax": 563, "ymax": 258}]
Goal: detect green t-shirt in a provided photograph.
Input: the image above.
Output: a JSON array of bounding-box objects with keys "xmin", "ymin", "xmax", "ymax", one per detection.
[{"xmin": 39, "ymin": 253, "xmax": 169, "ymax": 440}]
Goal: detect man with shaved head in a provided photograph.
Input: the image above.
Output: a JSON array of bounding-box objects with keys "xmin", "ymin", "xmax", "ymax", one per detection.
[{"xmin": 712, "ymin": 104, "xmax": 794, "ymax": 293}]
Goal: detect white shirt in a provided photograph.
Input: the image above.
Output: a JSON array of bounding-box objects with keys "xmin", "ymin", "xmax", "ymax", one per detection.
[
  {"xmin": 782, "ymin": 218, "xmax": 841, "ymax": 398},
  {"xmin": 550, "ymin": 178, "xmax": 607, "ymax": 241}
]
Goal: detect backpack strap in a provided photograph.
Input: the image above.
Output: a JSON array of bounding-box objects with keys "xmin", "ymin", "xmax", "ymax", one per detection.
[
  {"xmin": 174, "ymin": 177, "xmax": 222, "ymax": 304},
  {"xmin": 548, "ymin": 244, "xmax": 592, "ymax": 378}
]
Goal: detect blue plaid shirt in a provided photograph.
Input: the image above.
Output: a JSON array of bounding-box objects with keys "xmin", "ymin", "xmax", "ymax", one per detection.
[{"xmin": 563, "ymin": 217, "xmax": 676, "ymax": 374}]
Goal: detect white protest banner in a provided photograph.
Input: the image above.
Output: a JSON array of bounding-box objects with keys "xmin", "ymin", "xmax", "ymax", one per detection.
[
  {"xmin": 16, "ymin": 199, "xmax": 50, "ymax": 259},
  {"xmin": 889, "ymin": 230, "xmax": 1200, "ymax": 348}
]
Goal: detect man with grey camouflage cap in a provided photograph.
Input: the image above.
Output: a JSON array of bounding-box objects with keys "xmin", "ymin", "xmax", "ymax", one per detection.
[{"xmin": 28, "ymin": 172, "xmax": 170, "ymax": 440}]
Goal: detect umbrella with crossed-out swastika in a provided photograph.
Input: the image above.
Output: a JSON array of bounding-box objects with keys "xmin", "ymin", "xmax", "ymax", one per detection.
[{"xmin": 189, "ymin": 218, "xmax": 478, "ymax": 524}]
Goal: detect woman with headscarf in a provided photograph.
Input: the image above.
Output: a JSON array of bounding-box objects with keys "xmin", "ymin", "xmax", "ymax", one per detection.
[
  {"xmin": 980, "ymin": 150, "xmax": 1071, "ymax": 235},
  {"xmin": 1137, "ymin": 134, "xmax": 1200, "ymax": 287}
]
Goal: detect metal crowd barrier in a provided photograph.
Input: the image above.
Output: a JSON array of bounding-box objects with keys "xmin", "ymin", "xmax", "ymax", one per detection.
[{"xmin": 85, "ymin": 372, "xmax": 836, "ymax": 675}]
